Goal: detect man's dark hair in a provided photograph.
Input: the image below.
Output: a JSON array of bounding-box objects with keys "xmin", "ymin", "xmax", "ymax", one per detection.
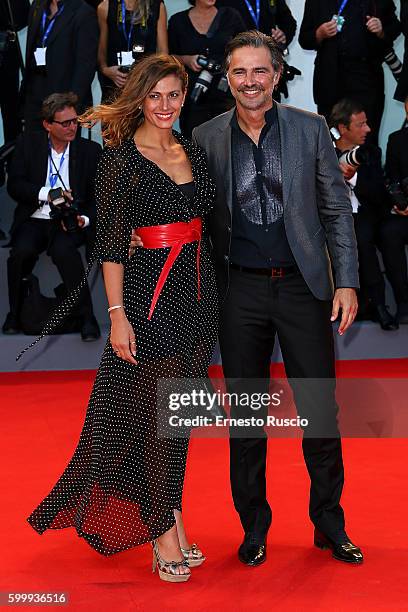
[
  {"xmin": 41, "ymin": 92, "xmax": 79, "ymax": 122},
  {"xmin": 188, "ymin": 0, "xmax": 195, "ymax": 4},
  {"xmin": 224, "ymin": 30, "xmax": 284, "ymax": 73},
  {"xmin": 329, "ymin": 98, "xmax": 365, "ymax": 129}
]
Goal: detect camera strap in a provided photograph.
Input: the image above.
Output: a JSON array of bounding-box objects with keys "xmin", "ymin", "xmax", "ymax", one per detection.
[
  {"xmin": 48, "ymin": 141, "xmax": 68, "ymax": 190},
  {"xmin": 205, "ymin": 8, "xmax": 227, "ymax": 39}
]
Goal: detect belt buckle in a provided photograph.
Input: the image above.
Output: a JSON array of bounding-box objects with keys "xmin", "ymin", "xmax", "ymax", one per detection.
[{"xmin": 271, "ymin": 267, "xmax": 283, "ymax": 278}]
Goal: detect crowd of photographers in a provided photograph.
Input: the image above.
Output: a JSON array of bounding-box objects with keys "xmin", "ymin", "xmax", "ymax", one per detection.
[{"xmin": 0, "ymin": 0, "xmax": 408, "ymax": 337}]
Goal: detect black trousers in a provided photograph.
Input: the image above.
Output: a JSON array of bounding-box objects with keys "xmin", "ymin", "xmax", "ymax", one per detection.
[
  {"xmin": 7, "ymin": 218, "xmax": 94, "ymax": 320},
  {"xmin": 353, "ymin": 209, "xmax": 387, "ymax": 306},
  {"xmin": 378, "ymin": 215, "xmax": 408, "ymax": 305},
  {"xmin": 318, "ymin": 59, "xmax": 384, "ymax": 145},
  {"xmin": 219, "ymin": 267, "xmax": 345, "ymax": 540}
]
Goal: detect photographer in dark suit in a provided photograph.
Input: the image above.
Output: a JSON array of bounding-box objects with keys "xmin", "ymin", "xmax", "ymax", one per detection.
[
  {"xmin": 3, "ymin": 92, "xmax": 101, "ymax": 340},
  {"xmin": 0, "ymin": 0, "xmax": 29, "ymax": 143},
  {"xmin": 299, "ymin": 0, "xmax": 401, "ymax": 143},
  {"xmin": 21, "ymin": 0, "xmax": 98, "ymax": 132},
  {"xmin": 331, "ymin": 98, "xmax": 397, "ymax": 330},
  {"xmin": 378, "ymin": 95, "xmax": 408, "ymax": 324}
]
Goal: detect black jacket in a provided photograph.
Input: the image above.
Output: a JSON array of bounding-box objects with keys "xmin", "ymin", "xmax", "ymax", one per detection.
[
  {"xmin": 0, "ymin": 0, "xmax": 30, "ymax": 29},
  {"xmin": 22, "ymin": 0, "xmax": 98, "ymax": 112},
  {"xmin": 217, "ymin": 0, "xmax": 296, "ymax": 46},
  {"xmin": 7, "ymin": 131, "xmax": 102, "ymax": 237},
  {"xmin": 394, "ymin": 0, "xmax": 408, "ymax": 102},
  {"xmin": 299, "ymin": 0, "xmax": 401, "ymax": 109},
  {"xmin": 385, "ymin": 125, "xmax": 408, "ymax": 183}
]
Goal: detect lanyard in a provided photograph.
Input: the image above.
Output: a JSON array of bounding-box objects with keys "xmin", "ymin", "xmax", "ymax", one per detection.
[
  {"xmin": 41, "ymin": 4, "xmax": 64, "ymax": 47},
  {"xmin": 120, "ymin": 0, "xmax": 134, "ymax": 51},
  {"xmin": 338, "ymin": 0, "xmax": 350, "ymax": 16},
  {"xmin": 48, "ymin": 143, "xmax": 67, "ymax": 189},
  {"xmin": 243, "ymin": 0, "xmax": 260, "ymax": 29}
]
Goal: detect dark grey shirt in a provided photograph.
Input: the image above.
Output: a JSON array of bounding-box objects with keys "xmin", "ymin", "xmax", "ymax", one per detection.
[{"xmin": 230, "ymin": 105, "xmax": 295, "ymax": 268}]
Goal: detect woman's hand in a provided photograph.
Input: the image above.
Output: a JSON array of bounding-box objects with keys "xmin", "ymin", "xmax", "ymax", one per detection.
[
  {"xmin": 181, "ymin": 54, "xmax": 202, "ymax": 72},
  {"xmin": 102, "ymin": 65, "xmax": 128, "ymax": 88},
  {"xmin": 110, "ymin": 310, "xmax": 138, "ymax": 364}
]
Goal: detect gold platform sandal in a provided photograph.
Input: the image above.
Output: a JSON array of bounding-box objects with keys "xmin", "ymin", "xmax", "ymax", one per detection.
[
  {"xmin": 152, "ymin": 540, "xmax": 191, "ymax": 582},
  {"xmin": 181, "ymin": 543, "xmax": 206, "ymax": 567}
]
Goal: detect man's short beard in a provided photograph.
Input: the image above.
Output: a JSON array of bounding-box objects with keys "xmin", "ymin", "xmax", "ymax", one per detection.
[{"xmin": 236, "ymin": 90, "xmax": 273, "ymax": 110}]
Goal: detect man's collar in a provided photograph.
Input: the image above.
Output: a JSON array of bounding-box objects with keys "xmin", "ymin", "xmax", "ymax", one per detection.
[{"xmin": 230, "ymin": 103, "xmax": 277, "ymax": 132}]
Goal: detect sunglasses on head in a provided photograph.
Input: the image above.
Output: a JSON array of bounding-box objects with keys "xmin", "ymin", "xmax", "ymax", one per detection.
[{"xmin": 52, "ymin": 117, "xmax": 78, "ymax": 128}]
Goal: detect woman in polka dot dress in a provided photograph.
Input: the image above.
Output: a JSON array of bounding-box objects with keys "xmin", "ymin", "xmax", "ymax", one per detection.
[{"xmin": 27, "ymin": 55, "xmax": 219, "ymax": 582}]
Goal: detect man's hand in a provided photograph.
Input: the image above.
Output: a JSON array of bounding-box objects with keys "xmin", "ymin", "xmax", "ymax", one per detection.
[
  {"xmin": 366, "ymin": 15, "xmax": 384, "ymax": 38},
  {"xmin": 339, "ymin": 162, "xmax": 357, "ymax": 181},
  {"xmin": 129, "ymin": 229, "xmax": 143, "ymax": 258},
  {"xmin": 393, "ymin": 205, "xmax": 408, "ymax": 217},
  {"xmin": 271, "ymin": 27, "xmax": 287, "ymax": 45},
  {"xmin": 331, "ymin": 288, "xmax": 358, "ymax": 335},
  {"xmin": 316, "ymin": 20, "xmax": 338, "ymax": 43}
]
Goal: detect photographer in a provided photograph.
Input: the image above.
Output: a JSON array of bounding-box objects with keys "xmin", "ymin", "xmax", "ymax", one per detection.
[
  {"xmin": 97, "ymin": 0, "xmax": 167, "ymax": 103},
  {"xmin": 300, "ymin": 0, "xmax": 401, "ymax": 144},
  {"xmin": 21, "ymin": 0, "xmax": 98, "ymax": 132},
  {"xmin": 217, "ymin": 0, "xmax": 298, "ymax": 101},
  {"xmin": 3, "ymin": 93, "xmax": 102, "ymax": 340},
  {"xmin": 0, "ymin": 0, "xmax": 29, "ymax": 143},
  {"xmin": 168, "ymin": 0, "xmax": 245, "ymax": 137},
  {"xmin": 331, "ymin": 98, "xmax": 397, "ymax": 330},
  {"xmin": 378, "ymin": 95, "xmax": 408, "ymax": 324}
]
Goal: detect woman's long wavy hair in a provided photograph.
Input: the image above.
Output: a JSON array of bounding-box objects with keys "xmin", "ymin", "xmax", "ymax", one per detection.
[{"xmin": 79, "ymin": 54, "xmax": 188, "ymax": 148}]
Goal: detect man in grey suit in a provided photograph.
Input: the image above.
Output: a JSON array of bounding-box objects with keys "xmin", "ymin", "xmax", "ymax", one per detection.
[{"xmin": 192, "ymin": 31, "xmax": 363, "ymax": 567}]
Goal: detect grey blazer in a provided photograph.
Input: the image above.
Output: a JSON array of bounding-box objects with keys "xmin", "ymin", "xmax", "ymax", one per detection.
[{"xmin": 193, "ymin": 103, "xmax": 359, "ymax": 301}]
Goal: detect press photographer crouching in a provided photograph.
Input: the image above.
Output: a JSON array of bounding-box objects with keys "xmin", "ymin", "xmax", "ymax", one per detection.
[
  {"xmin": 378, "ymin": 95, "xmax": 408, "ymax": 324},
  {"xmin": 330, "ymin": 98, "xmax": 398, "ymax": 331},
  {"xmin": 3, "ymin": 92, "xmax": 102, "ymax": 340}
]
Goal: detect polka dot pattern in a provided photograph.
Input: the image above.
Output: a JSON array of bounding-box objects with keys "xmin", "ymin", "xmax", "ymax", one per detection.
[{"xmin": 27, "ymin": 133, "xmax": 219, "ymax": 556}]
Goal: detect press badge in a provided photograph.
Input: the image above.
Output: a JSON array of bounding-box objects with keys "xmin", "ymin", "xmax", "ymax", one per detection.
[
  {"xmin": 34, "ymin": 47, "xmax": 47, "ymax": 66},
  {"xmin": 118, "ymin": 50, "xmax": 133, "ymax": 66},
  {"xmin": 332, "ymin": 14, "xmax": 345, "ymax": 32}
]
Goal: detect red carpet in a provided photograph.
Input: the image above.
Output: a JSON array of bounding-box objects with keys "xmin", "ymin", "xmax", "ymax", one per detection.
[{"xmin": 1, "ymin": 360, "xmax": 407, "ymax": 611}]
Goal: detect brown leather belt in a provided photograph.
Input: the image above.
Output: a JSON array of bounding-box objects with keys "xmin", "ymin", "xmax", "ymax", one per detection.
[{"xmin": 230, "ymin": 263, "xmax": 298, "ymax": 277}]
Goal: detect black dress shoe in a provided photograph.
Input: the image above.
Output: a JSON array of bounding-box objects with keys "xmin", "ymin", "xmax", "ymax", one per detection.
[
  {"xmin": 397, "ymin": 302, "xmax": 408, "ymax": 324},
  {"xmin": 314, "ymin": 529, "xmax": 363, "ymax": 564},
  {"xmin": 2, "ymin": 313, "xmax": 21, "ymax": 335},
  {"xmin": 238, "ymin": 533, "xmax": 267, "ymax": 567},
  {"xmin": 80, "ymin": 315, "xmax": 101, "ymax": 342},
  {"xmin": 371, "ymin": 305, "xmax": 399, "ymax": 331}
]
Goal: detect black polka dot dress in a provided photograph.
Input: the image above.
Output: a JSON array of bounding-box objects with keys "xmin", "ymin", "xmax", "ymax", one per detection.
[{"xmin": 27, "ymin": 133, "xmax": 219, "ymax": 556}]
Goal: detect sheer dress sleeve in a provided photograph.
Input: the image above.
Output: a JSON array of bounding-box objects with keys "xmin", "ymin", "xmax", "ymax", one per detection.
[{"xmin": 95, "ymin": 145, "xmax": 135, "ymax": 266}]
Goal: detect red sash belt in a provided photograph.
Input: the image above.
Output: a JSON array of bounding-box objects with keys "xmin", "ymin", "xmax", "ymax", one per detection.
[{"xmin": 137, "ymin": 217, "xmax": 202, "ymax": 320}]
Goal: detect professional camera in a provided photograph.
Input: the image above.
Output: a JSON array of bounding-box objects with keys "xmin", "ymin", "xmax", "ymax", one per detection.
[
  {"xmin": 191, "ymin": 54, "xmax": 227, "ymax": 104},
  {"xmin": 277, "ymin": 61, "xmax": 301, "ymax": 99},
  {"xmin": 386, "ymin": 177, "xmax": 408, "ymax": 211},
  {"xmin": 48, "ymin": 188, "xmax": 80, "ymax": 232},
  {"xmin": 338, "ymin": 145, "xmax": 372, "ymax": 168},
  {"xmin": 118, "ymin": 44, "xmax": 145, "ymax": 74}
]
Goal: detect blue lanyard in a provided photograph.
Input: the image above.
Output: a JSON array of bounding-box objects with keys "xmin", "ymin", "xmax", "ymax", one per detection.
[
  {"xmin": 243, "ymin": 0, "xmax": 260, "ymax": 29},
  {"xmin": 338, "ymin": 0, "xmax": 350, "ymax": 16},
  {"xmin": 41, "ymin": 4, "xmax": 64, "ymax": 47},
  {"xmin": 48, "ymin": 143, "xmax": 67, "ymax": 189},
  {"xmin": 120, "ymin": 0, "xmax": 134, "ymax": 51}
]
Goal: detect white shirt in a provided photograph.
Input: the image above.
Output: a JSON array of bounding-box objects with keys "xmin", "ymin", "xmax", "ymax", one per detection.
[
  {"xmin": 33, "ymin": 142, "xmax": 89, "ymax": 227},
  {"xmin": 346, "ymin": 172, "xmax": 361, "ymax": 214}
]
